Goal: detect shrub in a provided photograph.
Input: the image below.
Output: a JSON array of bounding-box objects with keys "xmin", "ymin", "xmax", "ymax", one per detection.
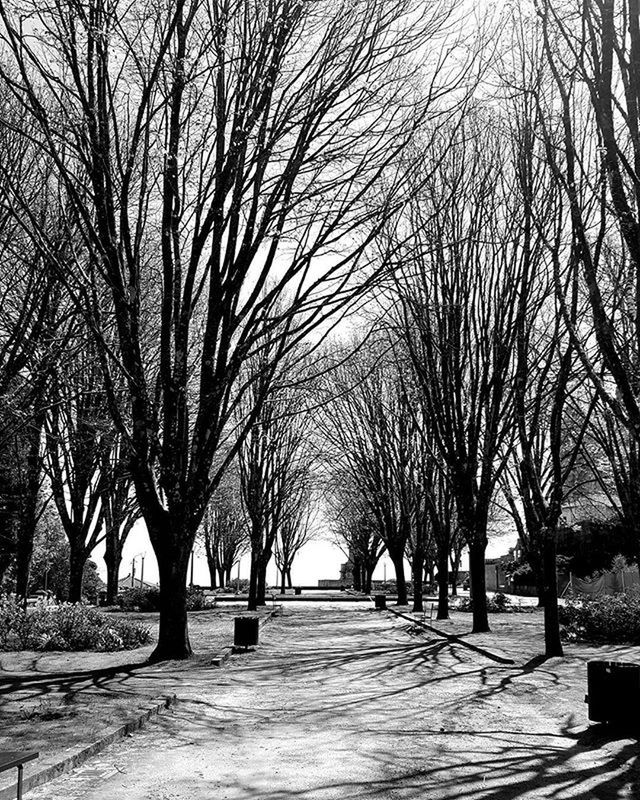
[
  {"xmin": 559, "ymin": 593, "xmax": 640, "ymax": 644},
  {"xmin": 452, "ymin": 592, "xmax": 530, "ymax": 613},
  {"xmin": 0, "ymin": 595, "xmax": 152, "ymax": 652},
  {"xmin": 118, "ymin": 587, "xmax": 161, "ymax": 612},
  {"xmin": 186, "ymin": 587, "xmax": 211, "ymax": 610},
  {"xmin": 119, "ymin": 585, "xmax": 213, "ymax": 611}
]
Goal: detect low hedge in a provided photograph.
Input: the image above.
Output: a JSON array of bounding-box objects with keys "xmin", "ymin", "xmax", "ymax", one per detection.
[
  {"xmin": 452, "ymin": 592, "xmax": 531, "ymax": 613},
  {"xmin": 0, "ymin": 596, "xmax": 152, "ymax": 652},
  {"xmin": 118, "ymin": 586, "xmax": 211, "ymax": 612},
  {"xmin": 559, "ymin": 593, "xmax": 640, "ymax": 644}
]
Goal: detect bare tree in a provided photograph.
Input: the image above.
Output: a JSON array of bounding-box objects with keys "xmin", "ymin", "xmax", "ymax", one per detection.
[
  {"xmin": 44, "ymin": 330, "xmax": 111, "ymax": 601},
  {"xmin": 0, "ymin": 0, "xmax": 467, "ymax": 659},
  {"xmin": 101, "ymin": 435, "xmax": 140, "ymax": 605},
  {"xmin": 318, "ymin": 339, "xmax": 431, "ymax": 606},
  {"xmin": 536, "ymin": 0, "xmax": 640, "ymax": 475},
  {"xmin": 201, "ymin": 473, "xmax": 248, "ymax": 589},
  {"xmin": 274, "ymin": 482, "xmax": 315, "ymax": 593},
  {"xmin": 394, "ymin": 118, "xmax": 524, "ymax": 633},
  {"xmin": 326, "ymin": 480, "xmax": 386, "ymax": 594}
]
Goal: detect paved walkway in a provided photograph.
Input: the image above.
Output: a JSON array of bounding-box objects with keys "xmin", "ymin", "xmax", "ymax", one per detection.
[{"xmin": 25, "ymin": 605, "xmax": 640, "ymax": 800}]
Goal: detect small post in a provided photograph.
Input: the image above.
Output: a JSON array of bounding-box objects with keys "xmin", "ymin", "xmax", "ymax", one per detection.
[
  {"xmin": 237, "ymin": 560, "xmax": 240, "ymax": 593},
  {"xmin": 140, "ymin": 555, "xmax": 145, "ymax": 588},
  {"xmin": 17, "ymin": 764, "xmax": 23, "ymax": 800},
  {"xmin": 131, "ymin": 559, "xmax": 136, "ymax": 588}
]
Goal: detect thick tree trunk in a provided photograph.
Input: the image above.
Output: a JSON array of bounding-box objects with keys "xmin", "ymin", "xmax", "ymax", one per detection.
[
  {"xmin": 352, "ymin": 556, "xmax": 362, "ymax": 591},
  {"xmin": 205, "ymin": 553, "xmax": 217, "ymax": 589},
  {"xmin": 542, "ymin": 532, "xmax": 563, "ymax": 658},
  {"xmin": 225, "ymin": 567, "xmax": 232, "ymax": 585},
  {"xmin": 280, "ymin": 568, "xmax": 287, "ymax": 594},
  {"xmin": 104, "ymin": 555, "xmax": 121, "ymax": 605},
  {"xmin": 391, "ymin": 553, "xmax": 407, "ymax": 605},
  {"xmin": 411, "ymin": 548, "xmax": 424, "ymax": 612},
  {"xmin": 67, "ymin": 541, "xmax": 86, "ymax": 602},
  {"xmin": 468, "ymin": 541, "xmax": 490, "ymax": 633},
  {"xmin": 150, "ymin": 550, "xmax": 192, "ymax": 662},
  {"xmin": 436, "ymin": 546, "xmax": 449, "ymax": 620},
  {"xmin": 449, "ymin": 553, "xmax": 460, "ymax": 596},
  {"xmin": 217, "ymin": 566, "xmax": 226, "ymax": 587},
  {"xmin": 286, "ymin": 568, "xmax": 292, "ymax": 588},
  {"xmin": 104, "ymin": 536, "xmax": 124, "ymax": 605},
  {"xmin": 363, "ymin": 567, "xmax": 372, "ymax": 595},
  {"xmin": 14, "ymin": 415, "xmax": 43, "ymax": 600}
]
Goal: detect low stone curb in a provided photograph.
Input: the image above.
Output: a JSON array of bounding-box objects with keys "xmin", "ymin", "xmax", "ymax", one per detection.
[
  {"xmin": 0, "ymin": 695, "xmax": 177, "ymax": 800},
  {"xmin": 383, "ymin": 605, "xmax": 515, "ymax": 665},
  {"xmin": 2, "ymin": 608, "xmax": 279, "ymax": 798}
]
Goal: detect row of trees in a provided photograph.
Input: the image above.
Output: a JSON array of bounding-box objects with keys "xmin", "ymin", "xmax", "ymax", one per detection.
[
  {"xmin": 321, "ymin": 1, "xmax": 640, "ymax": 660},
  {"xmin": 3, "ymin": 0, "xmax": 640, "ymax": 664}
]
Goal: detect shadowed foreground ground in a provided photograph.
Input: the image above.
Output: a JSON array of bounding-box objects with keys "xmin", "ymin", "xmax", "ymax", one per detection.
[{"xmin": 25, "ymin": 605, "xmax": 640, "ymax": 800}]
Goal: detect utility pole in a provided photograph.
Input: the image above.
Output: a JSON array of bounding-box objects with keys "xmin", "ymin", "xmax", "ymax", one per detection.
[
  {"xmin": 131, "ymin": 558, "xmax": 135, "ymax": 588},
  {"xmin": 140, "ymin": 555, "xmax": 145, "ymax": 588},
  {"xmin": 190, "ymin": 551, "xmax": 194, "ymax": 588}
]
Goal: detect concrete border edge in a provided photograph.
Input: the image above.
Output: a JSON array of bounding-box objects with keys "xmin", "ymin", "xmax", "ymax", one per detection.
[
  {"xmin": 0, "ymin": 694, "xmax": 178, "ymax": 800},
  {"xmin": 386, "ymin": 607, "xmax": 515, "ymax": 665}
]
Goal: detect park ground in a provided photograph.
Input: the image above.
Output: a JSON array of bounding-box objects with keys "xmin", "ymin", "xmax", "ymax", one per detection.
[{"xmin": 1, "ymin": 599, "xmax": 639, "ymax": 799}]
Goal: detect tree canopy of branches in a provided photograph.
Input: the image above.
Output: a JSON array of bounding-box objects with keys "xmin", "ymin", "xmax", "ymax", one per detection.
[
  {"xmin": 0, "ymin": 0, "xmax": 465, "ymax": 660},
  {"xmin": 200, "ymin": 472, "xmax": 248, "ymax": 589},
  {"xmin": 394, "ymin": 118, "xmax": 526, "ymax": 633}
]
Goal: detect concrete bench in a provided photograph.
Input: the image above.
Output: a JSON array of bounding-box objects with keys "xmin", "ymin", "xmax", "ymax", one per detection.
[{"xmin": 0, "ymin": 752, "xmax": 38, "ymax": 800}]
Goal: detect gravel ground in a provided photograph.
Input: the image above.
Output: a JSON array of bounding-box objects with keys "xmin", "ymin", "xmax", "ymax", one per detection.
[
  {"xmin": 20, "ymin": 603, "xmax": 640, "ymax": 800},
  {"xmin": 0, "ymin": 605, "xmax": 270, "ymax": 792}
]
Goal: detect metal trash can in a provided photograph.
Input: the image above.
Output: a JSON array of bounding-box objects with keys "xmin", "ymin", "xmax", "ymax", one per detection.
[
  {"xmin": 294, "ymin": 587, "xmax": 302, "ymax": 596},
  {"xmin": 586, "ymin": 660, "xmax": 640, "ymax": 723},
  {"xmin": 234, "ymin": 616, "xmax": 259, "ymax": 648},
  {"xmin": 374, "ymin": 594, "xmax": 386, "ymax": 610}
]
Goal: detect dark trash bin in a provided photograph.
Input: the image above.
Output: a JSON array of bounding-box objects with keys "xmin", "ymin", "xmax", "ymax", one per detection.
[
  {"xmin": 586, "ymin": 660, "xmax": 640, "ymax": 723},
  {"xmin": 234, "ymin": 616, "xmax": 260, "ymax": 648},
  {"xmin": 294, "ymin": 587, "xmax": 302, "ymax": 596},
  {"xmin": 374, "ymin": 594, "xmax": 386, "ymax": 610}
]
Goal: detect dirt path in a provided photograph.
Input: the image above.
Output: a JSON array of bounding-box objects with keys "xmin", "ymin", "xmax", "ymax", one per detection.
[{"xmin": 25, "ymin": 605, "xmax": 640, "ymax": 800}]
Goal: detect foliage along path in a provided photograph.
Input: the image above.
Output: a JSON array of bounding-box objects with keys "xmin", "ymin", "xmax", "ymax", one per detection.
[{"xmin": 27, "ymin": 604, "xmax": 639, "ymax": 800}]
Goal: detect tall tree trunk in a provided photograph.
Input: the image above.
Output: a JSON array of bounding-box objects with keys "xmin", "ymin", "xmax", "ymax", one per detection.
[
  {"xmin": 436, "ymin": 545, "xmax": 449, "ymax": 620},
  {"xmin": 542, "ymin": 531, "xmax": 563, "ymax": 657},
  {"xmin": 468, "ymin": 540, "xmax": 490, "ymax": 633},
  {"xmin": 411, "ymin": 547, "xmax": 424, "ymax": 612},
  {"xmin": 286, "ymin": 568, "xmax": 292, "ymax": 588},
  {"xmin": 352, "ymin": 556, "xmax": 362, "ymax": 591},
  {"xmin": 14, "ymin": 412, "xmax": 44, "ymax": 599},
  {"xmin": 363, "ymin": 567, "xmax": 372, "ymax": 594},
  {"xmin": 449, "ymin": 552, "xmax": 460, "ymax": 596},
  {"xmin": 217, "ymin": 566, "xmax": 226, "ymax": 587},
  {"xmin": 104, "ymin": 534, "xmax": 124, "ymax": 605},
  {"xmin": 248, "ymin": 547, "xmax": 260, "ymax": 611},
  {"xmin": 151, "ymin": 549, "xmax": 192, "ymax": 662},
  {"xmin": 225, "ymin": 567, "xmax": 232, "ymax": 585},
  {"xmin": 207, "ymin": 558, "xmax": 217, "ymax": 589},
  {"xmin": 257, "ymin": 547, "xmax": 272, "ymax": 605},
  {"xmin": 67, "ymin": 539, "xmax": 86, "ymax": 602},
  {"xmin": 391, "ymin": 553, "xmax": 407, "ymax": 605},
  {"xmin": 280, "ymin": 567, "xmax": 287, "ymax": 594}
]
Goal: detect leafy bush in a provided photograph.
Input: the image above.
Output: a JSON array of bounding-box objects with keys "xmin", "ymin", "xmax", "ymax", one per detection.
[
  {"xmin": 0, "ymin": 595, "xmax": 152, "ymax": 651},
  {"xmin": 559, "ymin": 593, "xmax": 640, "ymax": 643},
  {"xmin": 119, "ymin": 585, "xmax": 213, "ymax": 611},
  {"xmin": 186, "ymin": 587, "xmax": 210, "ymax": 610},
  {"xmin": 452, "ymin": 592, "xmax": 530, "ymax": 613},
  {"xmin": 118, "ymin": 587, "xmax": 161, "ymax": 612}
]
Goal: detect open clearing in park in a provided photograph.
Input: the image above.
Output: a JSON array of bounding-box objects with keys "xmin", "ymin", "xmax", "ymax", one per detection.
[{"xmin": 4, "ymin": 601, "xmax": 640, "ymax": 800}]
